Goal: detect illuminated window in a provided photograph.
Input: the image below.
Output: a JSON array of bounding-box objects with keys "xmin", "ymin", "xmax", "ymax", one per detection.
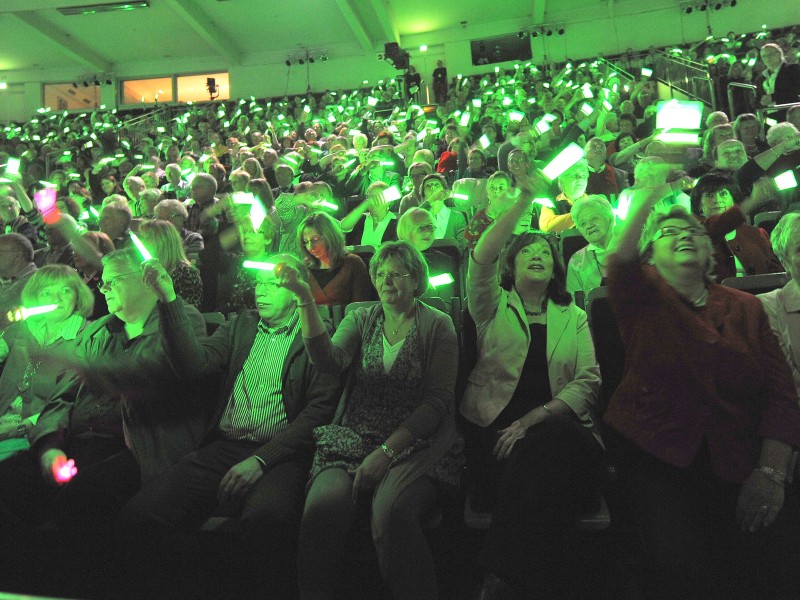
[
  {"xmin": 121, "ymin": 77, "xmax": 173, "ymax": 105},
  {"xmin": 43, "ymin": 83, "xmax": 100, "ymax": 111},
  {"xmin": 178, "ymin": 73, "xmax": 229, "ymax": 103}
]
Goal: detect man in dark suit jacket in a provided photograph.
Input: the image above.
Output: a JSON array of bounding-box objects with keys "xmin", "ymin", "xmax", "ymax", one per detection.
[
  {"xmin": 758, "ymin": 43, "xmax": 800, "ymax": 119},
  {"xmin": 584, "ymin": 137, "xmax": 629, "ymax": 204},
  {"xmin": 118, "ymin": 254, "xmax": 341, "ymax": 597}
]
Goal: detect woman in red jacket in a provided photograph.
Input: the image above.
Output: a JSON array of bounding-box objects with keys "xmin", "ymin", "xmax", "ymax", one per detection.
[{"xmin": 607, "ymin": 179, "xmax": 800, "ymax": 600}]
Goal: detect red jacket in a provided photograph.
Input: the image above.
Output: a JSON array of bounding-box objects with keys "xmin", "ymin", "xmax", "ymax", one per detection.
[
  {"xmin": 606, "ymin": 259, "xmax": 800, "ymax": 482},
  {"xmin": 703, "ymin": 206, "xmax": 783, "ymax": 281}
]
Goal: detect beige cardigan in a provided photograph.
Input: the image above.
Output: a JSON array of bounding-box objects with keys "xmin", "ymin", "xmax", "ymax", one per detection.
[{"xmin": 460, "ymin": 254, "xmax": 604, "ymax": 447}]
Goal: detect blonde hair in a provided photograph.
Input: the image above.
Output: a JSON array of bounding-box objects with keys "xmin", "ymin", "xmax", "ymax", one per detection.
[
  {"xmin": 137, "ymin": 219, "xmax": 192, "ymax": 272},
  {"xmin": 770, "ymin": 212, "xmax": 800, "ymax": 278},
  {"xmin": 22, "ymin": 264, "xmax": 94, "ymax": 318}
]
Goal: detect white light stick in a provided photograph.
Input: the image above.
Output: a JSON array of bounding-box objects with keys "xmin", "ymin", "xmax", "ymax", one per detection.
[{"xmin": 541, "ymin": 143, "xmax": 585, "ymax": 181}]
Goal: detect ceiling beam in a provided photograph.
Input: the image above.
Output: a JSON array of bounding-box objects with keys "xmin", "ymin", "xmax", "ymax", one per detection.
[
  {"xmin": 368, "ymin": 0, "xmax": 399, "ymax": 45},
  {"xmin": 12, "ymin": 11, "xmax": 113, "ymax": 72},
  {"xmin": 335, "ymin": 0, "xmax": 374, "ymax": 54},
  {"xmin": 533, "ymin": 0, "xmax": 547, "ymax": 24},
  {"xmin": 162, "ymin": 0, "xmax": 242, "ymax": 65}
]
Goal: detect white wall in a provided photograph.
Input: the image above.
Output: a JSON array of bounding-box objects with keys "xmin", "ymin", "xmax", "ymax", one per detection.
[{"xmin": 1, "ymin": 0, "xmax": 797, "ymax": 123}]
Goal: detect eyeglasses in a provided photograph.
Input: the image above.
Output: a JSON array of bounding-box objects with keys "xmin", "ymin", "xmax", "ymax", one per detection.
[
  {"xmin": 303, "ymin": 235, "xmax": 323, "ymax": 247},
  {"xmin": 374, "ymin": 271, "xmax": 412, "ymax": 283},
  {"xmin": 652, "ymin": 226, "xmax": 706, "ymax": 242},
  {"xmin": 255, "ymin": 280, "xmax": 281, "ymax": 292},
  {"xmin": 99, "ymin": 271, "xmax": 140, "ymax": 290}
]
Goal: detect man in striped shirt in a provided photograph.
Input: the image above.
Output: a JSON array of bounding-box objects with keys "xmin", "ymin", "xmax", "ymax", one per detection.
[{"xmin": 119, "ymin": 254, "xmax": 341, "ymax": 597}]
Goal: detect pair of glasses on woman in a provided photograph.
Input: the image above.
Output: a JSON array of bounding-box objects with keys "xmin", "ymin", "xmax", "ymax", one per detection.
[{"xmin": 652, "ymin": 226, "xmax": 706, "ymax": 242}]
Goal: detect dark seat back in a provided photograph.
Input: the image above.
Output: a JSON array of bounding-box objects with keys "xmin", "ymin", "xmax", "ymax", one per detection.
[{"xmin": 721, "ymin": 272, "xmax": 789, "ymax": 296}]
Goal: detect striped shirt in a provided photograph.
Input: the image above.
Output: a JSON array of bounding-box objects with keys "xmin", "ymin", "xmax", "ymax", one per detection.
[{"xmin": 217, "ymin": 311, "xmax": 298, "ymax": 442}]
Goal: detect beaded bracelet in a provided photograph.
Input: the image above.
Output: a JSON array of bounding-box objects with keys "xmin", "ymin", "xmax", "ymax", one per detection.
[{"xmin": 756, "ymin": 465, "xmax": 786, "ymax": 486}]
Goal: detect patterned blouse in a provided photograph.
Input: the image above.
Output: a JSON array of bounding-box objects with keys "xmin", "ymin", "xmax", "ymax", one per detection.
[
  {"xmin": 171, "ymin": 263, "xmax": 203, "ymax": 309},
  {"xmin": 310, "ymin": 312, "xmax": 462, "ymax": 487}
]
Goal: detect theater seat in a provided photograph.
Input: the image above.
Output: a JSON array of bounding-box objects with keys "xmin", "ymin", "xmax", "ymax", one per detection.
[
  {"xmin": 463, "ymin": 492, "xmax": 610, "ymax": 532},
  {"xmin": 721, "ymin": 272, "xmax": 789, "ymax": 295}
]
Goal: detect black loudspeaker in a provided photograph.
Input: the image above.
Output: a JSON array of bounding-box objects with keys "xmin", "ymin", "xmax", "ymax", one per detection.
[
  {"xmin": 384, "ymin": 42, "xmax": 409, "ymax": 70},
  {"xmin": 206, "ymin": 77, "xmax": 217, "ymax": 94}
]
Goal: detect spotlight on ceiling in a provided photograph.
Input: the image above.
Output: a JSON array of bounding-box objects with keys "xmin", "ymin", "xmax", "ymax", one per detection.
[
  {"xmin": 83, "ymin": 81, "xmax": 89, "ymax": 87},
  {"xmin": 298, "ymin": 58, "xmax": 305, "ymax": 65},
  {"xmin": 684, "ymin": 5, "xmax": 693, "ymax": 13},
  {"xmin": 285, "ymin": 59, "xmax": 291, "ymax": 66},
  {"xmin": 72, "ymin": 82, "xmax": 78, "ymax": 88},
  {"xmin": 557, "ymin": 26, "xmax": 565, "ymax": 35},
  {"xmin": 531, "ymin": 30, "xmax": 538, "ymax": 38},
  {"xmin": 309, "ymin": 56, "xmax": 315, "ymax": 63},
  {"xmin": 545, "ymin": 28, "xmax": 553, "ymax": 36}
]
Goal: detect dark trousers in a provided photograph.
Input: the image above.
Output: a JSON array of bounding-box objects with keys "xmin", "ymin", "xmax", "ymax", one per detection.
[
  {"xmin": 118, "ymin": 438, "xmax": 309, "ymax": 599},
  {"xmin": 621, "ymin": 442, "xmax": 800, "ymax": 600},
  {"xmin": 465, "ymin": 417, "xmax": 604, "ymax": 599},
  {"xmin": 0, "ymin": 436, "xmax": 126, "ymax": 596}
]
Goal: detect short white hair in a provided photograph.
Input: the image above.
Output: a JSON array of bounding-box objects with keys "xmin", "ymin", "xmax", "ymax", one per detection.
[{"xmin": 766, "ymin": 122, "xmax": 799, "ymax": 147}]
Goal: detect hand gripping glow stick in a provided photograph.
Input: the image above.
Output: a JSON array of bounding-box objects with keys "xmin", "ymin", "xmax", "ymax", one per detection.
[{"xmin": 54, "ymin": 458, "xmax": 78, "ymax": 484}]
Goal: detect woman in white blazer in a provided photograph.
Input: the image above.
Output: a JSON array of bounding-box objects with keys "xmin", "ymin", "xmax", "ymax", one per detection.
[{"xmin": 461, "ymin": 179, "xmax": 604, "ymax": 599}]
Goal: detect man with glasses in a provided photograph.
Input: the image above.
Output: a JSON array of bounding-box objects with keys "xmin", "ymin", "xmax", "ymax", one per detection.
[{"xmin": 117, "ymin": 253, "xmax": 340, "ymax": 597}]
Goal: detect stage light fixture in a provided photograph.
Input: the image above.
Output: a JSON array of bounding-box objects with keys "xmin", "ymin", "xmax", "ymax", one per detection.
[{"xmin": 557, "ymin": 26, "xmax": 565, "ymax": 35}]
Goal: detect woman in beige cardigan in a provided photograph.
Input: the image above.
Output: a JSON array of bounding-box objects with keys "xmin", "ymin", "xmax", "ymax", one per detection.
[{"xmin": 462, "ymin": 178, "xmax": 604, "ymax": 599}]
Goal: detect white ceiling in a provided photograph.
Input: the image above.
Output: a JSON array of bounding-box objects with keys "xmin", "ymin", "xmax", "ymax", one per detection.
[{"xmin": 0, "ymin": 0, "xmax": 605, "ymax": 76}]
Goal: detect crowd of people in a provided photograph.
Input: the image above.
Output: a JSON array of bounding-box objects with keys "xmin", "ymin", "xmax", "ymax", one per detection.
[{"xmin": 0, "ymin": 21, "xmax": 799, "ymax": 600}]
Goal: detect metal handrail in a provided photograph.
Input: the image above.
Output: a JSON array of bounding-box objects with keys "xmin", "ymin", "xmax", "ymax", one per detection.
[
  {"xmin": 654, "ymin": 51, "xmax": 714, "ymax": 107},
  {"xmin": 758, "ymin": 101, "xmax": 800, "ymax": 121},
  {"xmin": 727, "ymin": 82, "xmax": 758, "ymax": 119},
  {"xmin": 655, "ymin": 51, "xmax": 708, "ymax": 70}
]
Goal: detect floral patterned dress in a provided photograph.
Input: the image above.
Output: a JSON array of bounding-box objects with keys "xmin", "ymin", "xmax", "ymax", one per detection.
[{"xmin": 311, "ymin": 312, "xmax": 461, "ymax": 487}]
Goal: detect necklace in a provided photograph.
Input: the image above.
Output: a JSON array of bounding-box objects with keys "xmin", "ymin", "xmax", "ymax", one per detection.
[
  {"xmin": 523, "ymin": 300, "xmax": 547, "ymax": 316},
  {"xmin": 386, "ymin": 311, "xmax": 413, "ymax": 335}
]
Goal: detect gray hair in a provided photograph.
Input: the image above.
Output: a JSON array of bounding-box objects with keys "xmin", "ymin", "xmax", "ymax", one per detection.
[
  {"xmin": 770, "ymin": 212, "xmax": 800, "ymax": 278},
  {"xmin": 766, "ymin": 122, "xmax": 799, "ymax": 148},
  {"xmin": 571, "ymin": 195, "xmax": 615, "ymax": 228}
]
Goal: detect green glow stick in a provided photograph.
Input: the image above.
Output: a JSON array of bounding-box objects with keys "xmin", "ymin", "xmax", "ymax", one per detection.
[
  {"xmin": 765, "ymin": 117, "xmax": 777, "ymax": 127},
  {"xmin": 5, "ymin": 157, "xmax": 20, "ymax": 176},
  {"xmin": 380, "ymin": 161, "xmax": 394, "ymax": 167},
  {"xmin": 502, "ymin": 97, "xmax": 513, "ymax": 106},
  {"xmin": 232, "ymin": 192, "xmax": 255, "ymax": 205},
  {"xmin": 542, "ymin": 143, "xmax": 585, "ymax": 180},
  {"xmin": 249, "ymin": 198, "xmax": 267, "ymax": 231},
  {"xmin": 312, "ymin": 200, "xmax": 339, "ymax": 210},
  {"xmin": 508, "ymin": 111, "xmax": 524, "ymax": 122},
  {"xmin": 416, "ymin": 130, "xmax": 427, "ymax": 141},
  {"xmin": 7, "ymin": 304, "xmax": 59, "ymax": 322},
  {"xmin": 472, "ymin": 99, "xmax": 482, "ymax": 108},
  {"xmin": 533, "ymin": 197, "xmax": 555, "ymax": 208},
  {"xmin": 130, "ymin": 232, "xmax": 152, "ymax": 261},
  {"xmin": 582, "ymin": 85, "xmax": 594, "ymax": 99},
  {"xmin": 452, "ymin": 192, "xmax": 469, "ymax": 201},
  {"xmin": 602, "ymin": 100, "xmax": 613, "ymax": 111},
  {"xmin": 367, "ymin": 97, "xmax": 378, "ymax": 107},
  {"xmin": 656, "ymin": 99, "xmax": 704, "ymax": 130},
  {"xmin": 774, "ymin": 170, "xmax": 798, "ymax": 191},
  {"xmin": 641, "ymin": 67, "xmax": 653, "ymax": 77},
  {"xmin": 479, "ymin": 135, "xmax": 490, "ymax": 149},
  {"xmin": 580, "ymin": 104, "xmax": 594, "ymax": 116},
  {"xmin": 429, "ymin": 273, "xmax": 454, "ymax": 287},
  {"xmin": 243, "ymin": 260, "xmax": 276, "ymax": 271},
  {"xmin": 343, "ymin": 158, "xmax": 357, "ymax": 168},
  {"xmin": 656, "ymin": 132, "xmax": 700, "ymax": 145},
  {"xmin": 381, "ymin": 186, "xmax": 402, "ymax": 203}
]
